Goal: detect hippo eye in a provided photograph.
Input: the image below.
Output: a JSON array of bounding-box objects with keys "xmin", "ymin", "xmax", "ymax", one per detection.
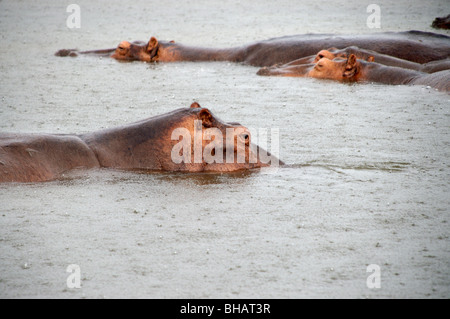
[
  {"xmin": 318, "ymin": 54, "xmax": 324, "ymax": 59},
  {"xmin": 239, "ymin": 133, "xmax": 250, "ymax": 145}
]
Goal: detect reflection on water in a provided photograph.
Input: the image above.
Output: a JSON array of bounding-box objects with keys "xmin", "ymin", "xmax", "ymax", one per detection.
[
  {"xmin": 57, "ymin": 160, "xmax": 412, "ymax": 188},
  {"xmin": 134, "ymin": 168, "xmax": 261, "ymax": 185},
  {"xmin": 55, "ymin": 167, "xmax": 261, "ymax": 186},
  {"xmin": 287, "ymin": 161, "xmax": 412, "ymax": 172}
]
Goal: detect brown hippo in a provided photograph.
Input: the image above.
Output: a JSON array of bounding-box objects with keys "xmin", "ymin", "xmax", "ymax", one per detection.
[
  {"xmin": 55, "ymin": 30, "xmax": 450, "ymax": 66},
  {"xmin": 432, "ymin": 14, "xmax": 450, "ymax": 30},
  {"xmin": 257, "ymin": 54, "xmax": 450, "ymax": 92},
  {"xmin": 55, "ymin": 38, "xmax": 239, "ymax": 62},
  {"xmin": 55, "ymin": 41, "xmax": 147, "ymax": 58},
  {"xmin": 0, "ymin": 103, "xmax": 281, "ymax": 183},
  {"xmin": 275, "ymin": 46, "xmax": 450, "ymax": 74}
]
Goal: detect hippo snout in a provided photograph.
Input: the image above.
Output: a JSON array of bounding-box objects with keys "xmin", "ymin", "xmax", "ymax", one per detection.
[
  {"xmin": 55, "ymin": 49, "xmax": 78, "ymax": 57},
  {"xmin": 257, "ymin": 67, "xmax": 271, "ymax": 76}
]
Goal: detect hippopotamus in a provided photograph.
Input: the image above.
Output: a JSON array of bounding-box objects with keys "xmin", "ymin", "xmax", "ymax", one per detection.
[
  {"xmin": 257, "ymin": 54, "xmax": 450, "ymax": 92},
  {"xmin": 55, "ymin": 38, "xmax": 239, "ymax": 63},
  {"xmin": 432, "ymin": 14, "xmax": 450, "ymax": 30},
  {"xmin": 274, "ymin": 46, "xmax": 450, "ymax": 74},
  {"xmin": 55, "ymin": 30, "xmax": 450, "ymax": 66},
  {"xmin": 0, "ymin": 103, "xmax": 281, "ymax": 183}
]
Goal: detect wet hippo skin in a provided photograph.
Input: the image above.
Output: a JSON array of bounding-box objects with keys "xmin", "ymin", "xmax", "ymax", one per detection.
[{"xmin": 0, "ymin": 103, "xmax": 281, "ymax": 183}]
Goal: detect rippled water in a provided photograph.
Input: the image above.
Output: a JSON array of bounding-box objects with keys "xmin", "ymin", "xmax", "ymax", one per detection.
[{"xmin": 0, "ymin": 0, "xmax": 449, "ymax": 298}]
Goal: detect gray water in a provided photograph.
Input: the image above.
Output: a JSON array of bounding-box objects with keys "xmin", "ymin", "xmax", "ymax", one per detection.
[{"xmin": 0, "ymin": 0, "xmax": 449, "ymax": 298}]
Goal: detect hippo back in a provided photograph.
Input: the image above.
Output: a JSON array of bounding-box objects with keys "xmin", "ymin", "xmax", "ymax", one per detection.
[{"xmin": 243, "ymin": 31, "xmax": 450, "ymax": 66}]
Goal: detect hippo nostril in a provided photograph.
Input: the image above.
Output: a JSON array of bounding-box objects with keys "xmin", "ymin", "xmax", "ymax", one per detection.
[
  {"xmin": 238, "ymin": 133, "xmax": 250, "ymax": 145},
  {"xmin": 257, "ymin": 67, "xmax": 270, "ymax": 76}
]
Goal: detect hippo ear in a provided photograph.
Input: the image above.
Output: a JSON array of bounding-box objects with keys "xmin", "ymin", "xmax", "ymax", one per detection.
[
  {"xmin": 343, "ymin": 54, "xmax": 358, "ymax": 78},
  {"xmin": 190, "ymin": 102, "xmax": 201, "ymax": 108},
  {"xmin": 147, "ymin": 37, "xmax": 159, "ymax": 60},
  {"xmin": 347, "ymin": 54, "xmax": 357, "ymax": 66},
  {"xmin": 147, "ymin": 37, "xmax": 158, "ymax": 51},
  {"xmin": 199, "ymin": 108, "xmax": 213, "ymax": 128},
  {"xmin": 367, "ymin": 56, "xmax": 375, "ymax": 62}
]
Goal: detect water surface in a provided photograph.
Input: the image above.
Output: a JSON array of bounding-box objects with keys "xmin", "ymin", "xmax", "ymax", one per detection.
[{"xmin": 0, "ymin": 0, "xmax": 449, "ymax": 298}]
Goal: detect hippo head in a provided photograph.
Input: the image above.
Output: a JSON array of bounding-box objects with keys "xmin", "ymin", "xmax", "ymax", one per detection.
[
  {"xmin": 81, "ymin": 102, "xmax": 281, "ymax": 173},
  {"xmin": 258, "ymin": 54, "xmax": 362, "ymax": 81},
  {"xmin": 89, "ymin": 102, "xmax": 279, "ymax": 173},
  {"xmin": 161, "ymin": 102, "xmax": 277, "ymax": 172},
  {"xmin": 308, "ymin": 54, "xmax": 361, "ymax": 81},
  {"xmin": 257, "ymin": 50, "xmax": 371, "ymax": 78},
  {"xmin": 111, "ymin": 37, "xmax": 159, "ymax": 62}
]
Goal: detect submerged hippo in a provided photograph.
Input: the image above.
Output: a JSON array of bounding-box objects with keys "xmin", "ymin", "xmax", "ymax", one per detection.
[
  {"xmin": 257, "ymin": 54, "xmax": 450, "ymax": 92},
  {"xmin": 432, "ymin": 14, "xmax": 450, "ymax": 30},
  {"xmin": 55, "ymin": 30, "xmax": 450, "ymax": 66},
  {"xmin": 0, "ymin": 103, "xmax": 281, "ymax": 183},
  {"xmin": 276, "ymin": 46, "xmax": 450, "ymax": 74}
]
